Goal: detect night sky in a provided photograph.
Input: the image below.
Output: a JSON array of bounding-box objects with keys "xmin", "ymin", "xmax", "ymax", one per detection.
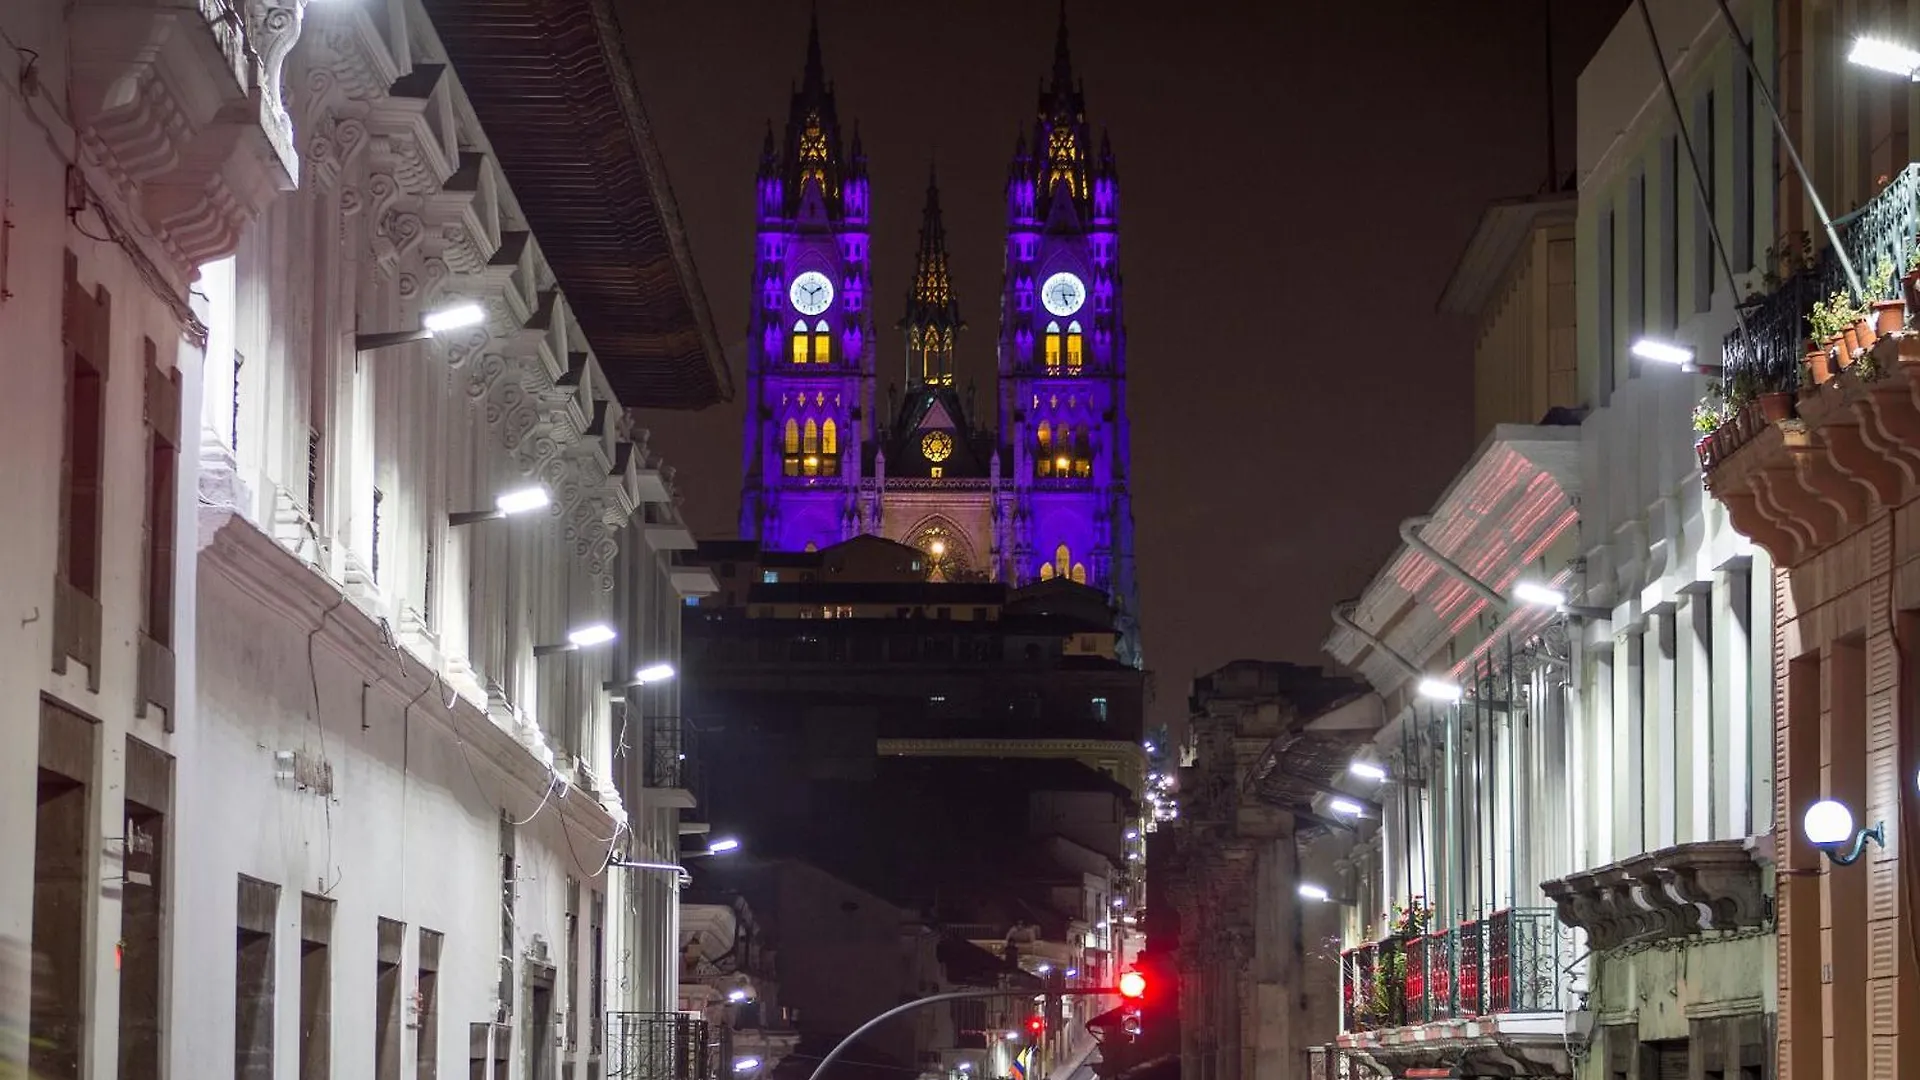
[{"xmin": 624, "ymin": 0, "xmax": 1628, "ymax": 730}]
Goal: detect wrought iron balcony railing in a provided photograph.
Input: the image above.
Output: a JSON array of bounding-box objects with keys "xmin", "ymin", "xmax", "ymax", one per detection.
[
  {"xmin": 1340, "ymin": 908, "xmax": 1573, "ymax": 1032},
  {"xmin": 643, "ymin": 716, "xmax": 702, "ymax": 795},
  {"xmin": 1720, "ymin": 162, "xmax": 1920, "ymax": 394},
  {"xmin": 607, "ymin": 1011, "xmax": 716, "ymax": 1080}
]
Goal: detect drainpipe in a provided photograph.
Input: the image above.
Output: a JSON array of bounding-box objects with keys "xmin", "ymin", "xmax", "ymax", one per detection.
[
  {"xmin": 1331, "ymin": 603, "xmax": 1426, "ymax": 683},
  {"xmin": 1398, "ymin": 516, "xmax": 1511, "ymax": 613}
]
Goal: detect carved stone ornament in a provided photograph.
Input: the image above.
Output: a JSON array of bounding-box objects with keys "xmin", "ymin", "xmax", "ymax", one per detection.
[{"xmin": 1540, "ymin": 839, "xmax": 1768, "ymax": 951}]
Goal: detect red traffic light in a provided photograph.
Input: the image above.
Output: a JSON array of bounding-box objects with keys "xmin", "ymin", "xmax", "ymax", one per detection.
[
  {"xmin": 1118, "ymin": 970, "xmax": 1148, "ymax": 999},
  {"xmin": 1026, "ymin": 1015, "xmax": 1045, "ymax": 1035}
]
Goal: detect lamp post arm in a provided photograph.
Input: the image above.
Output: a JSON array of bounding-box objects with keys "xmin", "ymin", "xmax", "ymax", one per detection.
[{"xmin": 803, "ymin": 988, "xmax": 1117, "ymax": 1080}]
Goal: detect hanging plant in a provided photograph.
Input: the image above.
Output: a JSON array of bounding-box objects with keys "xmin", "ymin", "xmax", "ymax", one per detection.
[{"xmin": 1693, "ymin": 387, "xmax": 1729, "ymax": 435}]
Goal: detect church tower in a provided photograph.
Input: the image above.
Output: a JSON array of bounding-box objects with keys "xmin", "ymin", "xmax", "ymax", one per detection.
[
  {"xmin": 999, "ymin": 8, "xmax": 1138, "ymax": 654},
  {"xmin": 739, "ymin": 14, "xmax": 875, "ymax": 552}
]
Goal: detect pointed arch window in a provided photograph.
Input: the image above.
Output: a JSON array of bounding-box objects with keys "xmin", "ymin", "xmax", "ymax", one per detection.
[
  {"xmin": 1066, "ymin": 321, "xmax": 1084, "ymax": 372},
  {"xmin": 791, "ymin": 319, "xmax": 810, "ymax": 365},
  {"xmin": 1054, "ymin": 544, "xmax": 1072, "ymax": 579},
  {"xmin": 1039, "ymin": 562, "xmax": 1056, "ymax": 581},
  {"xmin": 1071, "ymin": 563, "xmax": 1087, "ymax": 584},
  {"xmin": 813, "ymin": 320, "xmax": 833, "ymax": 364},
  {"xmin": 783, "ymin": 418, "xmax": 802, "ymax": 476},
  {"xmin": 1055, "ymin": 425, "xmax": 1074, "ymax": 478},
  {"xmin": 1074, "ymin": 428, "xmax": 1092, "ymax": 478},
  {"xmin": 1044, "ymin": 321, "xmax": 1062, "ymax": 372},
  {"xmin": 1036, "ymin": 421, "xmax": 1053, "ymax": 477},
  {"xmin": 803, "ymin": 419, "xmax": 821, "ymax": 476},
  {"xmin": 822, "ymin": 418, "xmax": 840, "ymax": 477}
]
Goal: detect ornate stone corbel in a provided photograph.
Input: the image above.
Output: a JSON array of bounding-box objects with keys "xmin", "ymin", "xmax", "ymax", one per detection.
[{"xmin": 246, "ymin": 0, "xmax": 310, "ymax": 181}]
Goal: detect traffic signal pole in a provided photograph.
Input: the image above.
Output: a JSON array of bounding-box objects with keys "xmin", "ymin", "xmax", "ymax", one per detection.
[{"xmin": 801, "ymin": 986, "xmax": 1121, "ymax": 1080}]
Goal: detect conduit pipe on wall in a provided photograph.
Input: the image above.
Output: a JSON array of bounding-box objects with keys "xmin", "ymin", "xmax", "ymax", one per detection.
[
  {"xmin": 1398, "ymin": 516, "xmax": 1510, "ymax": 613},
  {"xmin": 1331, "ymin": 603, "xmax": 1426, "ymax": 683}
]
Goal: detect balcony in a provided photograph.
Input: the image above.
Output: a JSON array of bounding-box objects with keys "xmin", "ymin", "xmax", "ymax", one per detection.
[
  {"xmin": 1702, "ymin": 163, "xmax": 1920, "ymax": 567},
  {"xmin": 606, "ymin": 1012, "xmax": 716, "ymax": 1080},
  {"xmin": 1337, "ymin": 908, "xmax": 1579, "ymax": 1077},
  {"xmin": 67, "ymin": 0, "xmax": 309, "ymax": 274},
  {"xmin": 1538, "ymin": 838, "xmax": 1768, "ymax": 952},
  {"xmin": 640, "ymin": 715, "xmax": 701, "ymax": 810}
]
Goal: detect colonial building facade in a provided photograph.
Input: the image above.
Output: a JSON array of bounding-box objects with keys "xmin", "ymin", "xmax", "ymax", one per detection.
[
  {"xmin": 1696, "ymin": 2, "xmax": 1920, "ymax": 1078},
  {"xmin": 2, "ymin": 1, "xmax": 725, "ymax": 1077},
  {"xmin": 736, "ymin": 13, "xmax": 1140, "ymax": 662},
  {"xmin": 1319, "ymin": 7, "xmax": 1782, "ymax": 1076}
]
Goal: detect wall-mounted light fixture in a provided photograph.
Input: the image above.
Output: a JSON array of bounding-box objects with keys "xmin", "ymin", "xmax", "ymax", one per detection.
[
  {"xmin": 1629, "ymin": 337, "xmax": 1722, "ymax": 375},
  {"xmin": 1802, "ymin": 799, "xmax": 1884, "ymax": 867},
  {"xmin": 533, "ymin": 622, "xmax": 618, "ymax": 657},
  {"xmin": 1511, "ymin": 581, "xmax": 1611, "ymax": 620},
  {"xmin": 1297, "ymin": 882, "xmax": 1354, "ymax": 905},
  {"xmin": 450, "ymin": 486, "xmax": 550, "ymax": 527},
  {"xmin": 355, "ymin": 301, "xmax": 487, "ymax": 353},
  {"xmin": 603, "ymin": 662, "xmax": 677, "ymax": 693}
]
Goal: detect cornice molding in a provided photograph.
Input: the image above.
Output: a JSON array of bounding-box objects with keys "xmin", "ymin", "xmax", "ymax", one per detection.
[{"xmin": 198, "ymin": 506, "xmax": 621, "ymax": 837}]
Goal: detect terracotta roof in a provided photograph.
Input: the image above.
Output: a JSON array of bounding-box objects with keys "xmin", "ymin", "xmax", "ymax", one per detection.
[{"xmin": 422, "ymin": 0, "xmax": 732, "ymax": 409}]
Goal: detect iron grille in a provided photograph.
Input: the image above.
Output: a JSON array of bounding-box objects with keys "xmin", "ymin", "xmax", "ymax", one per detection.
[
  {"xmin": 606, "ymin": 1011, "xmax": 715, "ymax": 1080},
  {"xmin": 643, "ymin": 716, "xmax": 701, "ymax": 794},
  {"xmin": 1341, "ymin": 908, "xmax": 1572, "ymax": 1033},
  {"xmin": 1720, "ymin": 162, "xmax": 1920, "ymax": 393}
]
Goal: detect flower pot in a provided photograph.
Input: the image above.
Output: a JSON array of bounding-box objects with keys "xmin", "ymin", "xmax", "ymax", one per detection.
[
  {"xmin": 1696, "ymin": 434, "xmax": 1714, "ymax": 471},
  {"xmin": 1842, "ymin": 325, "xmax": 1863, "ymax": 363},
  {"xmin": 1807, "ymin": 347, "xmax": 1832, "ymax": 384},
  {"xmin": 1875, "ymin": 299, "xmax": 1907, "ymax": 335},
  {"xmin": 1759, "ymin": 391, "xmax": 1794, "ymax": 423},
  {"xmin": 1857, "ymin": 317, "xmax": 1880, "ymax": 353}
]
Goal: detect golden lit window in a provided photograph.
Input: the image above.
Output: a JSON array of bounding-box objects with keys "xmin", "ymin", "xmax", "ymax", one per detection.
[
  {"xmin": 813, "ymin": 320, "xmax": 832, "ymax": 363},
  {"xmin": 1055, "ymin": 544, "xmax": 1071, "ymax": 578},
  {"xmin": 1044, "ymin": 321, "xmax": 1062, "ymax": 372},
  {"xmin": 1071, "ymin": 563, "xmax": 1087, "ymax": 584},
  {"xmin": 929, "ymin": 466, "xmax": 942, "ymax": 478},
  {"xmin": 799, "ymin": 113, "xmax": 831, "ymax": 190},
  {"xmin": 922, "ymin": 430, "xmax": 953, "ymax": 462},
  {"xmin": 1066, "ymin": 321, "xmax": 1084, "ymax": 371},
  {"xmin": 1048, "ymin": 126, "xmax": 1080, "ymax": 198},
  {"xmin": 1040, "ymin": 563, "xmax": 1056, "ymax": 581},
  {"xmin": 783, "ymin": 418, "xmax": 801, "ymax": 476},
  {"xmin": 803, "ymin": 419, "xmax": 819, "ymax": 454},
  {"xmin": 784, "ymin": 419, "xmax": 801, "ymax": 454},
  {"xmin": 791, "ymin": 320, "xmax": 809, "ymax": 365},
  {"xmin": 824, "ymin": 419, "xmax": 839, "ymax": 455}
]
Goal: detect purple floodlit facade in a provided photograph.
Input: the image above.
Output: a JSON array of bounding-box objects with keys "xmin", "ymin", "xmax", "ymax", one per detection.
[{"xmin": 739, "ymin": 10, "xmax": 1138, "ymax": 658}]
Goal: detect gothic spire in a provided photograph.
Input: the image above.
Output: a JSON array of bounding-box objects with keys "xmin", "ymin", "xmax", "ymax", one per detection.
[
  {"xmin": 802, "ymin": 4, "xmax": 827, "ymax": 99},
  {"xmin": 1049, "ymin": 0, "xmax": 1075, "ymax": 105},
  {"xmin": 774, "ymin": 7, "xmax": 849, "ymax": 216},
  {"xmin": 901, "ymin": 162, "xmax": 964, "ymax": 385}
]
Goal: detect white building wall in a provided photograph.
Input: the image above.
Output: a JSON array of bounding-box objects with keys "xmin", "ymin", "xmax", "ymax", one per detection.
[{"xmin": 0, "ymin": 0, "xmax": 708, "ymax": 1076}]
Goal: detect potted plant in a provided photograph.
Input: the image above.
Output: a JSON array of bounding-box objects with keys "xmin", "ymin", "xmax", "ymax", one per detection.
[
  {"xmin": 1871, "ymin": 258, "xmax": 1905, "ymax": 334},
  {"xmin": 1806, "ymin": 339, "xmax": 1832, "ymax": 384},
  {"xmin": 1811, "ymin": 291, "xmax": 1869, "ymax": 366},
  {"xmin": 1903, "ymin": 241, "xmax": 1920, "ymax": 316}
]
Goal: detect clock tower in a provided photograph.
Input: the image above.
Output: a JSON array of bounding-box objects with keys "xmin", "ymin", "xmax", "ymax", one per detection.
[
  {"xmin": 999, "ymin": 8, "xmax": 1138, "ymax": 657},
  {"xmin": 740, "ymin": 12, "xmax": 875, "ymax": 551}
]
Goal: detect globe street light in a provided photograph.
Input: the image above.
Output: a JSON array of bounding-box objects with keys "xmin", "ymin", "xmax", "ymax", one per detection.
[{"xmin": 1802, "ymin": 798, "xmax": 1885, "ymax": 867}]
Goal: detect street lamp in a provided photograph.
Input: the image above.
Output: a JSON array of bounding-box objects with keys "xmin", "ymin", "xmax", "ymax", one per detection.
[
  {"xmin": 733, "ymin": 1059, "xmax": 762, "ymax": 1074},
  {"xmin": 1802, "ymin": 799, "xmax": 1885, "ymax": 867},
  {"xmin": 1298, "ymin": 883, "xmax": 1331, "ymax": 902},
  {"xmin": 700, "ymin": 837, "xmax": 742, "ymax": 856},
  {"xmin": 1348, "ymin": 760, "xmax": 1389, "ymax": 782},
  {"xmin": 1511, "ymin": 581, "xmax": 1611, "ymax": 620},
  {"xmin": 1630, "ymin": 337, "xmax": 1722, "ymax": 375},
  {"xmin": 604, "ymin": 662, "xmax": 676, "ymax": 693},
  {"xmin": 355, "ymin": 301, "xmax": 487, "ymax": 353},
  {"xmin": 533, "ymin": 622, "xmax": 618, "ymax": 657},
  {"xmin": 1850, "ymin": 37, "xmax": 1920, "ymax": 80},
  {"xmin": 449, "ymin": 486, "xmax": 551, "ymax": 527},
  {"xmin": 1416, "ymin": 677, "xmax": 1463, "ymax": 704}
]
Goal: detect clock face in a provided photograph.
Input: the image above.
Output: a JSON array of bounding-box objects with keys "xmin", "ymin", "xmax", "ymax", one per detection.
[
  {"xmin": 921, "ymin": 431, "xmax": 954, "ymax": 463},
  {"xmin": 1041, "ymin": 272, "xmax": 1086, "ymax": 317},
  {"xmin": 789, "ymin": 271, "xmax": 835, "ymax": 316}
]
